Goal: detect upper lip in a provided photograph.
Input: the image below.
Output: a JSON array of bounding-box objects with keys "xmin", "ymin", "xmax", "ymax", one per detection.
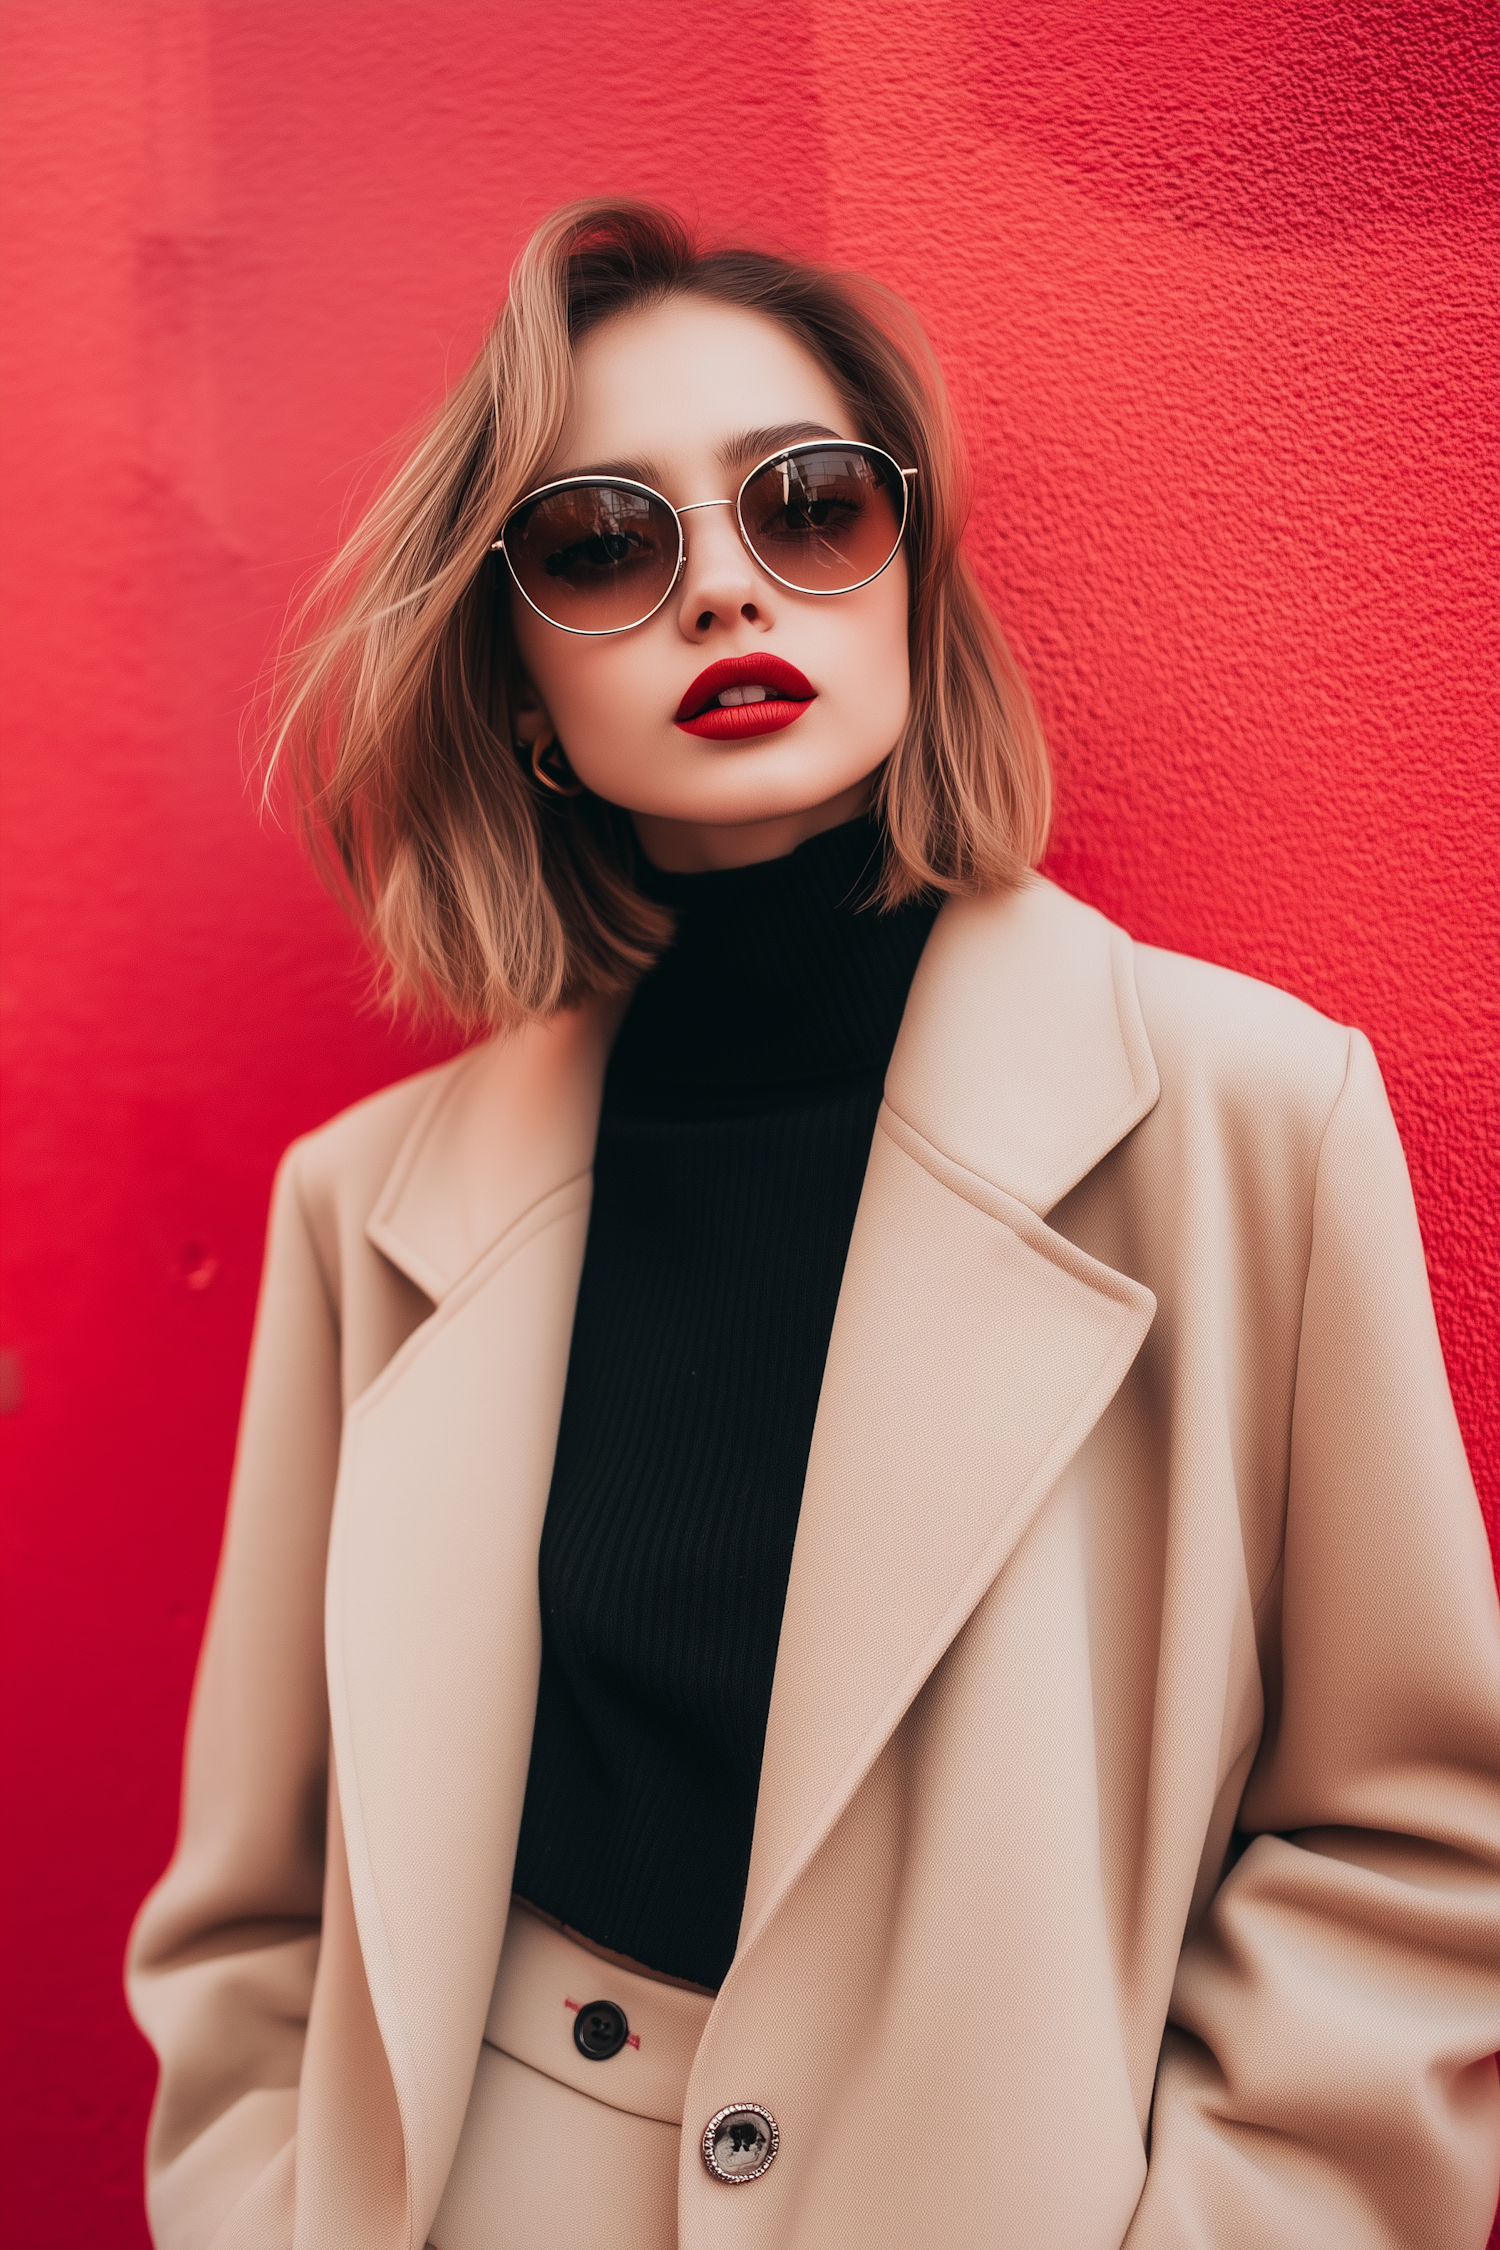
[{"xmin": 675, "ymin": 654, "xmax": 816, "ymax": 722}]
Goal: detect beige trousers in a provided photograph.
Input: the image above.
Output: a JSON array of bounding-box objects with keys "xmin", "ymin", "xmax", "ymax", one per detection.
[{"xmin": 428, "ymin": 1903, "xmax": 713, "ymax": 2250}]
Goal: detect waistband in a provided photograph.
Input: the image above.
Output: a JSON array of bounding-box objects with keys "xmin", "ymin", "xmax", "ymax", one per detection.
[{"xmin": 484, "ymin": 1898, "xmax": 714, "ymax": 2126}]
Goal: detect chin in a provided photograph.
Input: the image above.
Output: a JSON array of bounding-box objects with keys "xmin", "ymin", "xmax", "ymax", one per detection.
[
  {"xmin": 681, "ymin": 781, "xmax": 858, "ymax": 829},
  {"xmin": 681, "ymin": 743, "xmax": 882, "ymax": 813}
]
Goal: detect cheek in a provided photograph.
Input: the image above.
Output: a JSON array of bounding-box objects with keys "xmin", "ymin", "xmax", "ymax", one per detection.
[
  {"xmin": 513, "ymin": 608, "xmax": 640, "ymax": 748},
  {"xmin": 846, "ymin": 572, "xmax": 911, "ymax": 721},
  {"xmin": 522, "ymin": 632, "xmax": 676, "ymax": 799},
  {"xmin": 554, "ymin": 643, "xmax": 664, "ymax": 747}
]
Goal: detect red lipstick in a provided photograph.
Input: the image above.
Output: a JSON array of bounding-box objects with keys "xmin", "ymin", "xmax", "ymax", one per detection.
[{"xmin": 674, "ymin": 653, "xmax": 816, "ymax": 741}]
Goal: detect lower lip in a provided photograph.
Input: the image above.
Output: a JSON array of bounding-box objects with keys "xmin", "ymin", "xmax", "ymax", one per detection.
[{"xmin": 675, "ymin": 698, "xmax": 814, "ymax": 742}]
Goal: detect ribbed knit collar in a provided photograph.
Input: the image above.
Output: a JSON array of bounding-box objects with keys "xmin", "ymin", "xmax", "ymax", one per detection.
[{"xmin": 603, "ymin": 816, "xmax": 939, "ymax": 1121}]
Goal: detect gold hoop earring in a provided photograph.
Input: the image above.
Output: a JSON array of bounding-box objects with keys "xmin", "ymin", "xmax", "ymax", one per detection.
[{"xmin": 523, "ymin": 723, "xmax": 583, "ymax": 798}]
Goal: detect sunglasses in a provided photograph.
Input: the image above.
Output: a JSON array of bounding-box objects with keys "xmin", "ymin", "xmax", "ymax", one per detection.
[{"xmin": 493, "ymin": 440, "xmax": 917, "ymax": 637}]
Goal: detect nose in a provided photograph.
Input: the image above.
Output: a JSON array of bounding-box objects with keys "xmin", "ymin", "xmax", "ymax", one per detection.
[{"xmin": 674, "ymin": 500, "xmax": 774, "ymax": 640}]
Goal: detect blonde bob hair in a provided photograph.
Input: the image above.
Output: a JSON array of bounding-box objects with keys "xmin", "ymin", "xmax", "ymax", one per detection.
[{"xmin": 269, "ymin": 199, "xmax": 1051, "ymax": 1031}]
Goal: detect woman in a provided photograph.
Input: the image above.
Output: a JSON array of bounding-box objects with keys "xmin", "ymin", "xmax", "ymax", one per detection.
[{"xmin": 127, "ymin": 200, "xmax": 1500, "ymax": 2250}]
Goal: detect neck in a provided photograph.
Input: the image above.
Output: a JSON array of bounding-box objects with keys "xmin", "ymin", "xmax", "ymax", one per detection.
[
  {"xmin": 629, "ymin": 773, "xmax": 876, "ymax": 874},
  {"xmin": 604, "ymin": 812, "xmax": 939, "ymax": 1122}
]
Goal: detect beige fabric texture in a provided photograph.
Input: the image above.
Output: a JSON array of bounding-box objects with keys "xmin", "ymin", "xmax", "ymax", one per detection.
[
  {"xmin": 127, "ymin": 877, "xmax": 1500, "ymax": 2250},
  {"xmin": 429, "ymin": 2047, "xmax": 680, "ymax": 2250}
]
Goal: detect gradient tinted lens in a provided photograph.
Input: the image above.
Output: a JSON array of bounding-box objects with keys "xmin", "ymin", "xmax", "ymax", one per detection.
[
  {"xmin": 504, "ymin": 481, "xmax": 679, "ymax": 630},
  {"xmin": 738, "ymin": 446, "xmax": 905, "ymax": 593}
]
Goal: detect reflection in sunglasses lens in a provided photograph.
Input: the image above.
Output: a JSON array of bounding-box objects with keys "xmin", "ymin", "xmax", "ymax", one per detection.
[
  {"xmin": 740, "ymin": 448, "xmax": 903, "ymax": 593},
  {"xmin": 508, "ymin": 484, "xmax": 679, "ymax": 631}
]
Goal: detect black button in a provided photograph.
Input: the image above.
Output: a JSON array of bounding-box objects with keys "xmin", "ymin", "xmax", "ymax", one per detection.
[{"xmin": 573, "ymin": 1999, "xmax": 629, "ymax": 2060}]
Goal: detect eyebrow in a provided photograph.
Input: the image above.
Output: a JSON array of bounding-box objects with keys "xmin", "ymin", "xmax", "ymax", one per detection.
[
  {"xmin": 719, "ymin": 421, "xmax": 850, "ymax": 466},
  {"xmin": 555, "ymin": 422, "xmax": 852, "ymax": 490}
]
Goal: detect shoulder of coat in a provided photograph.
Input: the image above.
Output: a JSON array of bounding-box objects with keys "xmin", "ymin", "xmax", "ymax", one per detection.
[
  {"xmin": 277, "ymin": 1038, "xmax": 503, "ymax": 1232},
  {"xmin": 1129, "ymin": 938, "xmax": 1356, "ymax": 1127}
]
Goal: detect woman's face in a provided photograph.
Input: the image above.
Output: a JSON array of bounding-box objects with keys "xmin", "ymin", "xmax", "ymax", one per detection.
[{"xmin": 510, "ymin": 295, "xmax": 911, "ymax": 871}]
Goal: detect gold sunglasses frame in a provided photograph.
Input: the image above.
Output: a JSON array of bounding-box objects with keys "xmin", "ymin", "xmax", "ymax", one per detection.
[{"xmin": 492, "ymin": 440, "xmax": 919, "ymax": 638}]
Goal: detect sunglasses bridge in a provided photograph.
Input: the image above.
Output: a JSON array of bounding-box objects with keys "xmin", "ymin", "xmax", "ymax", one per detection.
[{"xmin": 625, "ymin": 495, "xmax": 734, "ymax": 594}]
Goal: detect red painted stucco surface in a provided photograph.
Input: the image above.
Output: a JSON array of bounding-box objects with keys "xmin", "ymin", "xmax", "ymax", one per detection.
[{"xmin": 1, "ymin": 3, "xmax": 1495, "ymax": 2240}]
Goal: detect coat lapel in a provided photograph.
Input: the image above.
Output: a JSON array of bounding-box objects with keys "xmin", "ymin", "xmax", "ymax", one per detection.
[
  {"xmin": 735, "ymin": 879, "xmax": 1161, "ymax": 1956},
  {"xmin": 324, "ymin": 1001, "xmax": 616, "ymax": 2247}
]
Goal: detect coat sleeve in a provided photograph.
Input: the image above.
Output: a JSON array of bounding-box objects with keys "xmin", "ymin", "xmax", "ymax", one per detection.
[
  {"xmin": 1129, "ymin": 1030, "xmax": 1500, "ymax": 2250},
  {"xmin": 126, "ymin": 1144, "xmax": 342, "ymax": 2250}
]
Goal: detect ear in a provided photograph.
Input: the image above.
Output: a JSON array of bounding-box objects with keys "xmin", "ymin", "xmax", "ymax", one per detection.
[{"xmin": 510, "ymin": 678, "xmax": 556, "ymax": 755}]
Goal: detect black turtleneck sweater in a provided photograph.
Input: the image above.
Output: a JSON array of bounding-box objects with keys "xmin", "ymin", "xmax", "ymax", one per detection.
[{"xmin": 511, "ymin": 816, "xmax": 938, "ymax": 1989}]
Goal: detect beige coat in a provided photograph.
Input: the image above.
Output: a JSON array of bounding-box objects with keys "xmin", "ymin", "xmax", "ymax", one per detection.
[{"xmin": 127, "ymin": 876, "xmax": 1500, "ymax": 2250}]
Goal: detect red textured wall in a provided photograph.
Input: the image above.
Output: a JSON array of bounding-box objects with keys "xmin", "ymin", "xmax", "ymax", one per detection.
[{"xmin": 1, "ymin": 4, "xmax": 1495, "ymax": 2241}]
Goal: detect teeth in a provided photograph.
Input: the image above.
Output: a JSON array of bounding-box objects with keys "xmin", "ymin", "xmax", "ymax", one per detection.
[{"xmin": 715, "ymin": 684, "xmax": 769, "ymax": 707}]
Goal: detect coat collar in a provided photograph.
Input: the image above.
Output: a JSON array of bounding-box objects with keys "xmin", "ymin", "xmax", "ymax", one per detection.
[
  {"xmin": 365, "ymin": 998, "xmax": 623, "ymax": 1304},
  {"xmin": 332, "ymin": 876, "xmax": 1159, "ymax": 2243},
  {"xmin": 883, "ymin": 874, "xmax": 1159, "ymax": 1215},
  {"xmin": 364, "ymin": 877, "xmax": 1159, "ymax": 1308}
]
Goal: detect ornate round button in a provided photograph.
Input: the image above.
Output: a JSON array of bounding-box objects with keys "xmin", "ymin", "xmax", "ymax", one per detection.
[
  {"xmin": 701, "ymin": 2102, "xmax": 779, "ymax": 2183},
  {"xmin": 573, "ymin": 1999, "xmax": 629, "ymax": 2060}
]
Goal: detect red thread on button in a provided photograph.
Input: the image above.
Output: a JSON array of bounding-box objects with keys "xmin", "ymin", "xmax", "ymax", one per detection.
[{"xmin": 565, "ymin": 1995, "xmax": 637, "ymax": 2046}]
